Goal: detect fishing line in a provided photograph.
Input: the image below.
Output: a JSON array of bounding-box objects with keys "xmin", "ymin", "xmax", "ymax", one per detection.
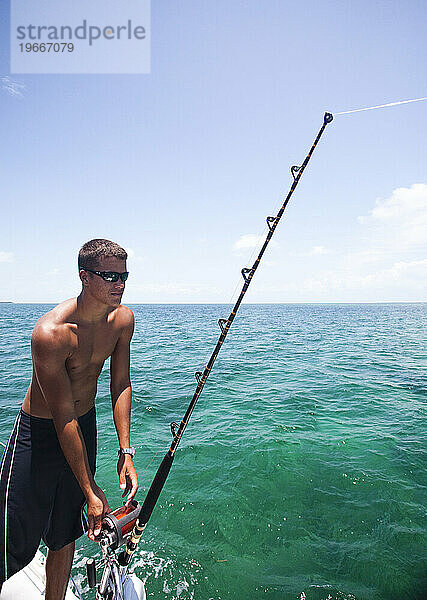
[
  {"xmin": 140, "ymin": 447, "xmax": 163, "ymax": 479},
  {"xmin": 334, "ymin": 96, "xmax": 427, "ymax": 115}
]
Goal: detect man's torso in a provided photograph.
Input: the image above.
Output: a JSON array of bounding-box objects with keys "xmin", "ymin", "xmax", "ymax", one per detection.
[{"xmin": 22, "ymin": 298, "xmax": 128, "ymax": 418}]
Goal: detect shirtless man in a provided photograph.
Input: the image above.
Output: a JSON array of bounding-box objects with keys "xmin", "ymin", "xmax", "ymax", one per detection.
[{"xmin": 0, "ymin": 239, "xmax": 138, "ymax": 600}]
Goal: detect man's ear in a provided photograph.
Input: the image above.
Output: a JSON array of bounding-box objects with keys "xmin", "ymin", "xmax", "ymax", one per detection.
[{"xmin": 79, "ymin": 269, "xmax": 89, "ymax": 287}]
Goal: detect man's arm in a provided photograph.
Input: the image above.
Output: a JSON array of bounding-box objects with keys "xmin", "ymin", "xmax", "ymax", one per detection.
[
  {"xmin": 110, "ymin": 308, "xmax": 138, "ymax": 505},
  {"xmin": 31, "ymin": 323, "xmax": 110, "ymax": 540}
]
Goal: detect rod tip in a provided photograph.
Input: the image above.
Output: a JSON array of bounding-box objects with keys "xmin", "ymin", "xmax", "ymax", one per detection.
[{"xmin": 324, "ymin": 112, "xmax": 334, "ymax": 124}]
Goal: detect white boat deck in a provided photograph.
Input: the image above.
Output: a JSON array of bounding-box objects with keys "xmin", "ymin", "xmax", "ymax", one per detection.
[{"xmin": 1, "ymin": 550, "xmax": 79, "ymax": 599}]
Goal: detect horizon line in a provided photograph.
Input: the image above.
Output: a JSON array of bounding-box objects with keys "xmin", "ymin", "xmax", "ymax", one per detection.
[{"xmin": 1, "ymin": 301, "xmax": 426, "ymax": 306}]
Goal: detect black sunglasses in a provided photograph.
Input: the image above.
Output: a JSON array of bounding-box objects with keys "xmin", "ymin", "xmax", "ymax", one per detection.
[{"xmin": 82, "ymin": 268, "xmax": 129, "ymax": 283}]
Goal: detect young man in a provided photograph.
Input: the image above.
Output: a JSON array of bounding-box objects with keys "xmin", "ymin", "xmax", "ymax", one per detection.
[{"xmin": 0, "ymin": 239, "xmax": 138, "ymax": 600}]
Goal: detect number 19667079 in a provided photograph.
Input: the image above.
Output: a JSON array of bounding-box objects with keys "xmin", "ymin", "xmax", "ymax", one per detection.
[{"xmin": 19, "ymin": 42, "xmax": 74, "ymax": 52}]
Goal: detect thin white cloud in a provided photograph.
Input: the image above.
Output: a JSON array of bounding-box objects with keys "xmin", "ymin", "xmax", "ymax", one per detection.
[
  {"xmin": 233, "ymin": 233, "xmax": 278, "ymax": 253},
  {"xmin": 128, "ymin": 282, "xmax": 221, "ymax": 296},
  {"xmin": 357, "ymin": 183, "xmax": 427, "ymax": 250},
  {"xmin": 376, "ymin": 258, "xmax": 427, "ymax": 284},
  {"xmin": 359, "ymin": 183, "xmax": 426, "ymax": 222},
  {"xmin": 327, "ymin": 258, "xmax": 427, "ymax": 290},
  {"xmin": 254, "ymin": 184, "xmax": 427, "ymax": 300},
  {"xmin": 344, "ymin": 249, "xmax": 385, "ymax": 266},
  {"xmin": 233, "ymin": 234, "xmax": 265, "ymax": 251},
  {"xmin": 0, "ymin": 252, "xmax": 14, "ymax": 263},
  {"xmin": 254, "ymin": 258, "xmax": 427, "ymax": 296},
  {"xmin": 312, "ymin": 245, "xmax": 330, "ymax": 255},
  {"xmin": 1, "ymin": 76, "xmax": 26, "ymax": 99},
  {"xmin": 338, "ymin": 184, "xmax": 427, "ymax": 292},
  {"xmin": 289, "ymin": 245, "xmax": 330, "ymax": 257},
  {"xmin": 125, "ymin": 247, "xmax": 145, "ymax": 263}
]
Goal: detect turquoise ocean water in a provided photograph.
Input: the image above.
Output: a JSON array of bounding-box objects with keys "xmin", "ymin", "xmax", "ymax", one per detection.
[{"xmin": 0, "ymin": 303, "xmax": 426, "ymax": 600}]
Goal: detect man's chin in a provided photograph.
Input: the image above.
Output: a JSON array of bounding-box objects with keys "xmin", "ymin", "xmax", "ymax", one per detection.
[{"xmin": 110, "ymin": 294, "xmax": 123, "ymax": 306}]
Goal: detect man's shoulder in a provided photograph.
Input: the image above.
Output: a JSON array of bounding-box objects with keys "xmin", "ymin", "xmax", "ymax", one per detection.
[
  {"xmin": 109, "ymin": 305, "xmax": 134, "ymax": 343},
  {"xmin": 32, "ymin": 300, "xmax": 76, "ymax": 352},
  {"xmin": 112, "ymin": 304, "xmax": 134, "ymax": 327}
]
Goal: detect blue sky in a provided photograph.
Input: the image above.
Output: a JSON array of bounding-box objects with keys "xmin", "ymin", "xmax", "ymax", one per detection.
[{"xmin": 1, "ymin": 0, "xmax": 426, "ymax": 303}]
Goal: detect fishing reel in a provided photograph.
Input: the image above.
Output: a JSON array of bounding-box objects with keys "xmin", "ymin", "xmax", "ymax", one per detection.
[
  {"xmin": 86, "ymin": 500, "xmax": 142, "ymax": 593},
  {"xmin": 100, "ymin": 500, "xmax": 141, "ymax": 550}
]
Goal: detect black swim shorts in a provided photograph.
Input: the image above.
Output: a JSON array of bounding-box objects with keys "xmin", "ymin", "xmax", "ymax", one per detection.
[{"xmin": 0, "ymin": 407, "xmax": 96, "ymax": 585}]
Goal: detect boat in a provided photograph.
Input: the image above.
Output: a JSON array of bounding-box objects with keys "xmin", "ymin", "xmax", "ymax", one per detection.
[
  {"xmin": 1, "ymin": 545, "xmax": 146, "ymax": 600},
  {"xmin": 1, "ymin": 549, "xmax": 80, "ymax": 599},
  {"xmin": 0, "ymin": 502, "xmax": 147, "ymax": 600}
]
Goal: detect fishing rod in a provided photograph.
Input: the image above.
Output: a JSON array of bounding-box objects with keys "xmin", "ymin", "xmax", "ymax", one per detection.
[{"xmin": 115, "ymin": 111, "xmax": 334, "ymax": 568}]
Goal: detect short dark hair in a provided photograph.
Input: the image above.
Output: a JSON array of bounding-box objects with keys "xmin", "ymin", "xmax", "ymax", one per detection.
[{"xmin": 78, "ymin": 239, "xmax": 127, "ymax": 270}]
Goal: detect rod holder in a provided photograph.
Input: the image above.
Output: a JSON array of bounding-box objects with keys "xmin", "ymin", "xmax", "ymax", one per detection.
[
  {"xmin": 218, "ymin": 318, "xmax": 228, "ymax": 332},
  {"xmin": 86, "ymin": 558, "xmax": 96, "ymax": 589},
  {"xmin": 241, "ymin": 268, "xmax": 253, "ymax": 283}
]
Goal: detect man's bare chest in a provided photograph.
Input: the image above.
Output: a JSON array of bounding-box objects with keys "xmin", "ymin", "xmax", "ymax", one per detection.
[{"xmin": 66, "ymin": 324, "xmax": 119, "ymax": 375}]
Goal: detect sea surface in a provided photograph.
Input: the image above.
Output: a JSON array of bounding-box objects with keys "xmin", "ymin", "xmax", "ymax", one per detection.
[{"xmin": 0, "ymin": 303, "xmax": 426, "ymax": 600}]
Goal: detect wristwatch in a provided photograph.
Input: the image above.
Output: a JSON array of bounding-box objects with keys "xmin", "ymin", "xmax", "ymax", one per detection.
[{"xmin": 118, "ymin": 447, "xmax": 136, "ymax": 458}]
